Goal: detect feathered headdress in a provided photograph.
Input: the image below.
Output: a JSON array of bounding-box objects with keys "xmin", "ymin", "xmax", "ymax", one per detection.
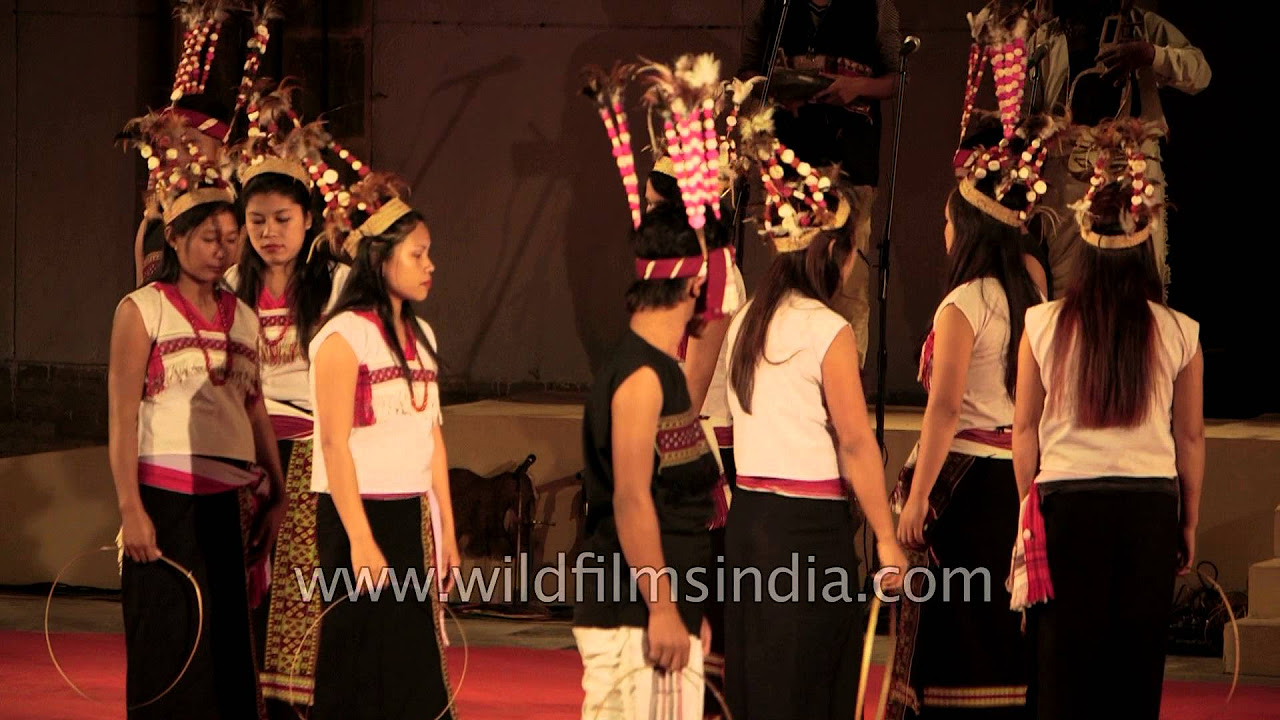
[
  {"xmin": 120, "ymin": 110, "xmax": 235, "ymax": 225},
  {"xmin": 956, "ymin": 112, "xmax": 1065, "ymax": 229},
  {"xmin": 223, "ymin": 74, "xmax": 413, "ymax": 262},
  {"xmin": 730, "ymin": 106, "xmax": 848, "ymax": 253},
  {"xmin": 633, "ymin": 53, "xmax": 727, "ymax": 231},
  {"xmin": 316, "ymin": 160, "xmax": 415, "ymax": 263},
  {"xmin": 582, "ymin": 53, "xmax": 741, "ymax": 321},
  {"xmin": 166, "ymin": 0, "xmax": 281, "ymax": 143},
  {"xmin": 1070, "ymin": 119, "xmax": 1164, "ymax": 250},
  {"xmin": 230, "ymin": 79, "xmax": 318, "ymax": 190},
  {"xmin": 956, "ymin": 1, "xmax": 1040, "ymax": 167},
  {"xmin": 583, "ymin": 62, "xmax": 644, "ymax": 228},
  {"xmin": 583, "ymin": 54, "xmax": 729, "ymax": 231}
]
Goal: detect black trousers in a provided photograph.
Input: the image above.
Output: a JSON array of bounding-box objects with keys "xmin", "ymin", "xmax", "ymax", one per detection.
[
  {"xmin": 1028, "ymin": 481, "xmax": 1180, "ymax": 720},
  {"xmin": 724, "ymin": 489, "xmax": 864, "ymax": 720},
  {"xmin": 313, "ymin": 495, "xmax": 452, "ymax": 720},
  {"xmin": 122, "ymin": 485, "xmax": 259, "ymax": 720}
]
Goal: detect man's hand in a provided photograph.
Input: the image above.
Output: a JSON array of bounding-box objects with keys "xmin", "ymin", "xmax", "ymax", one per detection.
[
  {"xmin": 646, "ymin": 607, "xmax": 692, "ymax": 672},
  {"xmin": 813, "ymin": 75, "xmax": 874, "ymax": 106},
  {"xmin": 1099, "ymin": 41, "xmax": 1156, "ymax": 85}
]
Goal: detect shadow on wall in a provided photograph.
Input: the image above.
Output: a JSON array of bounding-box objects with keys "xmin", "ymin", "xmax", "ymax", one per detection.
[{"xmin": 402, "ymin": 54, "xmax": 531, "ymax": 382}]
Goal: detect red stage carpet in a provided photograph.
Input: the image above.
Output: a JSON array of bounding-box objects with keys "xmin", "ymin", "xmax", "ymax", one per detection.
[{"xmin": 3, "ymin": 631, "xmax": 1276, "ymax": 719}]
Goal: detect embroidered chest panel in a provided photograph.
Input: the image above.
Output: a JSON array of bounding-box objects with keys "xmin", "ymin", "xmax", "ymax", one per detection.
[{"xmin": 655, "ymin": 409, "xmax": 712, "ymax": 471}]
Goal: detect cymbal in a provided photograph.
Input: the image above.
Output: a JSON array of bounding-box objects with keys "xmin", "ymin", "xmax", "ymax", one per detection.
[{"xmin": 768, "ymin": 68, "xmax": 834, "ymax": 102}]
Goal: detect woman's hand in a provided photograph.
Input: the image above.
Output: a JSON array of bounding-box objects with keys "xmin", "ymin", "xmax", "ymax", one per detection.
[
  {"xmin": 438, "ymin": 533, "xmax": 461, "ymax": 596},
  {"xmin": 351, "ymin": 539, "xmax": 389, "ymax": 595},
  {"xmin": 121, "ymin": 505, "xmax": 161, "ymax": 563},
  {"xmin": 875, "ymin": 540, "xmax": 911, "ymax": 594},
  {"xmin": 896, "ymin": 492, "xmax": 930, "ymax": 550}
]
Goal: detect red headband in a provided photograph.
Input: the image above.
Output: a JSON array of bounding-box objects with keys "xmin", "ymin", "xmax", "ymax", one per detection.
[
  {"xmin": 634, "ymin": 255, "xmax": 705, "ymax": 281},
  {"xmin": 634, "ymin": 246, "xmax": 737, "ymax": 322}
]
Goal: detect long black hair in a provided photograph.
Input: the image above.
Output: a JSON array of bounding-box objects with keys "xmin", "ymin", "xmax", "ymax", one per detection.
[
  {"xmin": 154, "ymin": 202, "xmax": 238, "ymax": 284},
  {"xmin": 945, "ymin": 187, "xmax": 1043, "ymax": 398},
  {"xmin": 322, "ymin": 210, "xmax": 439, "ymax": 393},
  {"xmin": 1048, "ymin": 182, "xmax": 1163, "ymax": 428},
  {"xmin": 234, "ymin": 172, "xmax": 334, "ymax": 359},
  {"xmin": 729, "ymin": 196, "xmax": 854, "ymax": 414}
]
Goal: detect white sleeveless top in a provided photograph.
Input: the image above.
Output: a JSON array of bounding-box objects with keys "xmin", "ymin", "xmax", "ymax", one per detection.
[
  {"xmin": 1025, "ymin": 299, "xmax": 1200, "ymax": 483},
  {"xmin": 122, "ymin": 283, "xmax": 261, "ymax": 462},
  {"xmin": 724, "ymin": 293, "xmax": 850, "ymax": 490},
  {"xmin": 698, "ymin": 265, "xmax": 747, "ymax": 426},
  {"xmin": 223, "ymin": 263, "xmax": 350, "ymax": 430},
  {"xmin": 309, "ymin": 310, "xmax": 443, "ymax": 495}
]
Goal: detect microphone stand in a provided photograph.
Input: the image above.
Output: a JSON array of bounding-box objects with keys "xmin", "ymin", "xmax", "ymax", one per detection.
[
  {"xmin": 873, "ymin": 41, "xmax": 916, "ymax": 452},
  {"xmin": 731, "ymin": 0, "xmax": 793, "ymax": 271},
  {"xmin": 1026, "ymin": 45, "xmax": 1048, "ymax": 116},
  {"xmin": 758, "ymin": 0, "xmax": 792, "ymax": 113},
  {"xmin": 863, "ymin": 38, "xmax": 917, "ymax": 624}
]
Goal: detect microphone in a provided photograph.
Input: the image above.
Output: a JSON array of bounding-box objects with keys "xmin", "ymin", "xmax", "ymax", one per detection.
[
  {"xmin": 900, "ymin": 35, "xmax": 921, "ymax": 56},
  {"xmin": 1028, "ymin": 43, "xmax": 1048, "ymax": 67}
]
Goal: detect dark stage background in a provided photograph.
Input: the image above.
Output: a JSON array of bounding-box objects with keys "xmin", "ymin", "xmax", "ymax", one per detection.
[{"xmin": 0, "ymin": 0, "xmax": 1263, "ymax": 452}]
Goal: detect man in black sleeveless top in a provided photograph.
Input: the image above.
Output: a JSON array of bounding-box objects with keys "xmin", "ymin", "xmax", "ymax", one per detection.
[{"xmin": 574, "ymin": 203, "xmax": 723, "ymax": 719}]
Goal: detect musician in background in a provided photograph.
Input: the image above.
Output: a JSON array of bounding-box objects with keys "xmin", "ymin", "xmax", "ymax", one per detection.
[
  {"xmin": 1026, "ymin": 0, "xmax": 1210, "ymax": 297},
  {"xmin": 739, "ymin": 0, "xmax": 901, "ymax": 369}
]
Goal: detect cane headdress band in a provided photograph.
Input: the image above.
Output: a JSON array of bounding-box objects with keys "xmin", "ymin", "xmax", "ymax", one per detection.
[
  {"xmin": 1071, "ymin": 119, "xmax": 1164, "ymax": 250},
  {"xmin": 959, "ymin": 177, "xmax": 1021, "ymax": 228},
  {"xmin": 238, "ymin": 155, "xmax": 312, "ymax": 189},
  {"xmin": 653, "ymin": 155, "xmax": 676, "ymax": 179},
  {"xmin": 1083, "ymin": 225, "xmax": 1151, "ymax": 250},
  {"xmin": 342, "ymin": 197, "xmax": 415, "ymax": 257},
  {"xmin": 163, "ymin": 186, "xmax": 237, "ymax": 224}
]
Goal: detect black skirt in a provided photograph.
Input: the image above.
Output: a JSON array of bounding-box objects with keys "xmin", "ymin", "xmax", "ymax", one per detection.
[
  {"xmin": 313, "ymin": 494, "xmax": 454, "ymax": 720},
  {"xmin": 893, "ymin": 457, "xmax": 1030, "ymax": 718},
  {"xmin": 724, "ymin": 488, "xmax": 865, "ymax": 720},
  {"xmin": 121, "ymin": 485, "xmax": 262, "ymax": 720},
  {"xmin": 1027, "ymin": 478, "xmax": 1179, "ymax": 720}
]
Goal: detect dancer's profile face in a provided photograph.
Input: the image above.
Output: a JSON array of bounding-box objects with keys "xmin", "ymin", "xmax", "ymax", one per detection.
[
  {"xmin": 644, "ymin": 178, "xmax": 664, "ymax": 212},
  {"xmin": 383, "ymin": 221, "xmax": 435, "ymax": 303}
]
